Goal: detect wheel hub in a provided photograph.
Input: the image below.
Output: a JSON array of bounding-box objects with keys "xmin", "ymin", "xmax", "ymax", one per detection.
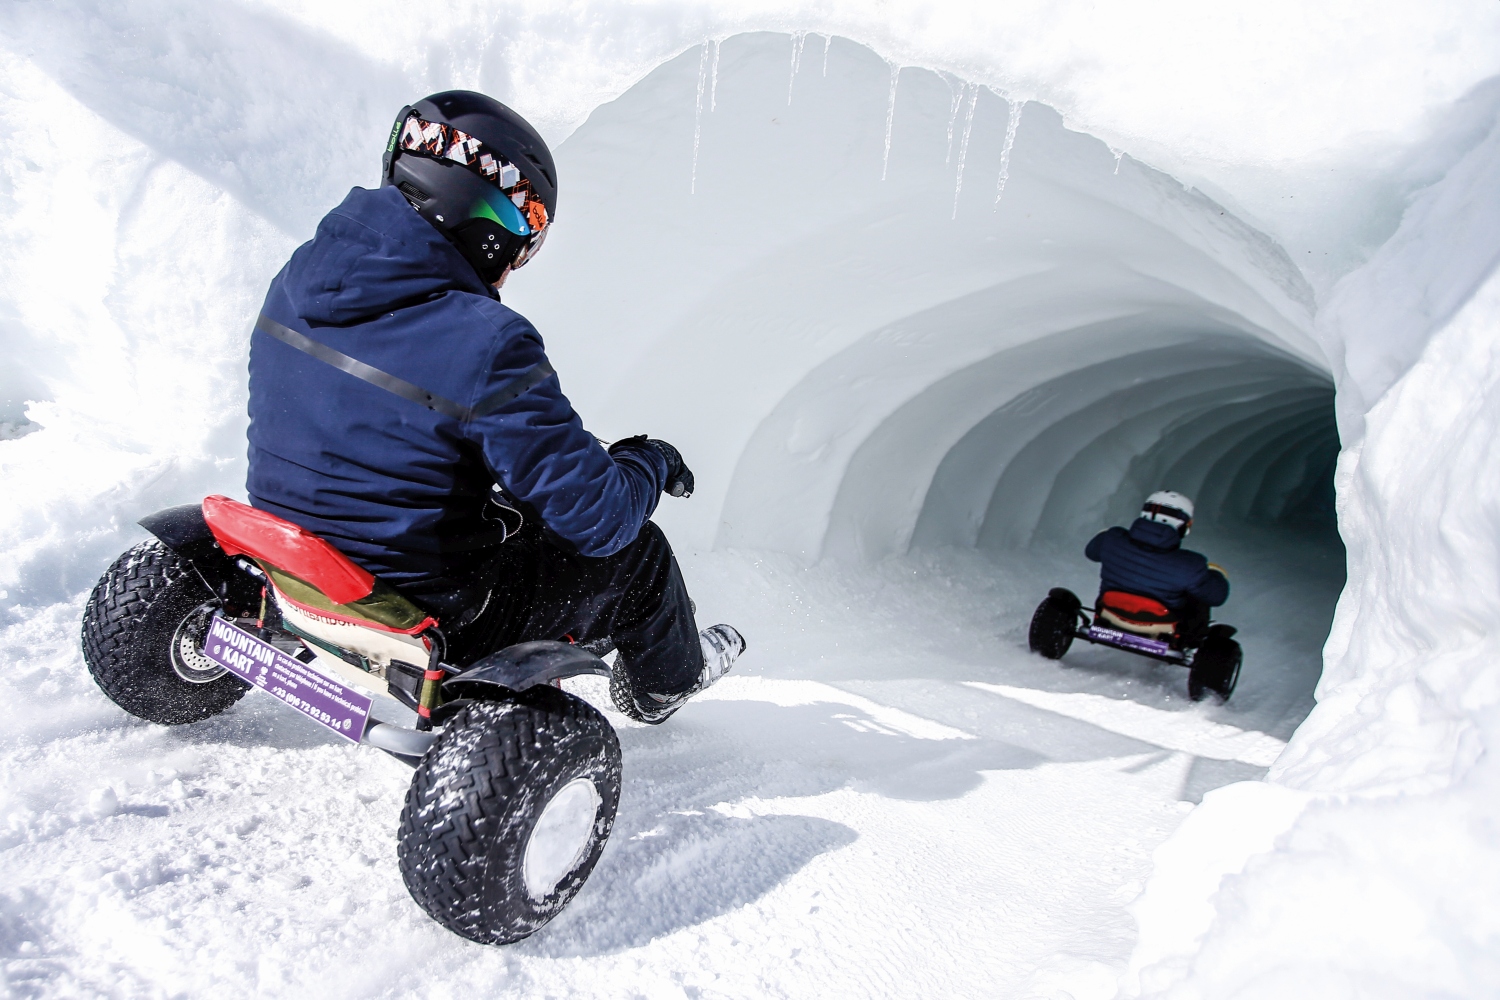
[
  {"xmin": 171, "ymin": 602, "xmax": 229, "ymax": 684},
  {"xmin": 522, "ymin": 777, "xmax": 601, "ymax": 900}
]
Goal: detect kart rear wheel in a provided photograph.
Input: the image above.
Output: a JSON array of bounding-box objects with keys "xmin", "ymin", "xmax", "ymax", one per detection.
[
  {"xmin": 1188, "ymin": 635, "xmax": 1242, "ymax": 702},
  {"xmin": 81, "ymin": 540, "xmax": 250, "ymax": 725},
  {"xmin": 1029, "ymin": 588, "xmax": 1082, "ymax": 660},
  {"xmin": 398, "ymin": 687, "xmax": 622, "ymax": 945}
]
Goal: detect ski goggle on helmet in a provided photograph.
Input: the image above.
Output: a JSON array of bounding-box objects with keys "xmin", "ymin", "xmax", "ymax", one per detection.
[
  {"xmin": 1141, "ymin": 490, "xmax": 1194, "ymax": 535},
  {"xmin": 393, "ymin": 112, "xmax": 551, "ymax": 267}
]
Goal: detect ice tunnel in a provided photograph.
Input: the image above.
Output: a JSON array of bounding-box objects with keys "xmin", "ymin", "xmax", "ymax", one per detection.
[{"xmin": 511, "ymin": 31, "xmax": 1340, "ymax": 573}]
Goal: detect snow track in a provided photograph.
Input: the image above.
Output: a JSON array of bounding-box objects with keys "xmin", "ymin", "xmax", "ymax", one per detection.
[
  {"xmin": 964, "ymin": 685, "xmax": 1286, "ymax": 768},
  {"xmin": 0, "ymin": 540, "xmax": 1338, "ymax": 997}
]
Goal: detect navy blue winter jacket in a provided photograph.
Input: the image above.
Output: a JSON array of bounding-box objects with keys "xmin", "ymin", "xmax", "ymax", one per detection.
[
  {"xmin": 246, "ymin": 185, "xmax": 667, "ymax": 597},
  {"xmin": 1084, "ymin": 519, "xmax": 1229, "ymax": 610}
]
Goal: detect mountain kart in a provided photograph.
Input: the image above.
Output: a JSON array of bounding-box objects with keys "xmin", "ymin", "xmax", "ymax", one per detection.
[
  {"xmin": 81, "ymin": 495, "xmax": 623, "ymax": 945},
  {"xmin": 1027, "ymin": 587, "xmax": 1242, "ymax": 702}
]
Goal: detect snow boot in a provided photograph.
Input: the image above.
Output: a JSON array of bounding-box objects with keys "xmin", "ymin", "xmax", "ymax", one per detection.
[
  {"xmin": 697, "ymin": 623, "xmax": 745, "ymax": 689},
  {"xmin": 610, "ymin": 624, "xmax": 746, "ymax": 725}
]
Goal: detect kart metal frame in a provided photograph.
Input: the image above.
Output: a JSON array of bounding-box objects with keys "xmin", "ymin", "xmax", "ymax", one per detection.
[
  {"xmin": 1069, "ymin": 607, "xmax": 1195, "ymax": 665},
  {"xmin": 139, "ymin": 502, "xmax": 615, "ymax": 764}
]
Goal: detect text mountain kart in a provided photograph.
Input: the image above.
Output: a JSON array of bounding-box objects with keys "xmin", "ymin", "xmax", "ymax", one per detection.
[
  {"xmin": 80, "ymin": 494, "xmax": 624, "ymax": 945},
  {"xmin": 1026, "ymin": 587, "xmax": 1242, "ymax": 702}
]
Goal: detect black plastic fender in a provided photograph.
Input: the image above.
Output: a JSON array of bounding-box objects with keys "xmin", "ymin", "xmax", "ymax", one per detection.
[
  {"xmin": 138, "ymin": 503, "xmax": 215, "ymax": 551},
  {"xmin": 137, "ymin": 504, "xmax": 261, "ymax": 611},
  {"xmin": 443, "ymin": 640, "xmax": 613, "ymax": 701},
  {"xmin": 1048, "ymin": 587, "xmax": 1084, "ymax": 613}
]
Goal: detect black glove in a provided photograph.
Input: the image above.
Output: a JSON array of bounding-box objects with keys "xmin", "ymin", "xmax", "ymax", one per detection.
[
  {"xmin": 610, "ymin": 435, "xmax": 694, "ymax": 498},
  {"xmin": 647, "ymin": 438, "xmax": 694, "ymax": 498}
]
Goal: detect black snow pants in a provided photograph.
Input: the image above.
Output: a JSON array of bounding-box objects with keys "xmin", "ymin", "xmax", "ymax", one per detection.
[
  {"xmin": 405, "ymin": 521, "xmax": 703, "ymax": 701},
  {"xmin": 1176, "ymin": 597, "xmax": 1212, "ymax": 647}
]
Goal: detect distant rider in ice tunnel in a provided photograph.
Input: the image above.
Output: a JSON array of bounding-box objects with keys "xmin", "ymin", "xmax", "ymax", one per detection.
[
  {"xmin": 244, "ymin": 91, "xmax": 744, "ymax": 723},
  {"xmin": 1084, "ymin": 491, "xmax": 1229, "ymax": 645}
]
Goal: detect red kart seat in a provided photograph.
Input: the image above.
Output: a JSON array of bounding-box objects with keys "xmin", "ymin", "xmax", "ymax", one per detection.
[
  {"xmin": 202, "ymin": 495, "xmax": 436, "ymax": 636},
  {"xmin": 1097, "ymin": 590, "xmax": 1178, "ymax": 637}
]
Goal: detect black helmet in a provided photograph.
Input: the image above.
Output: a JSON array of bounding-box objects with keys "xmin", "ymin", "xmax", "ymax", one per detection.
[{"xmin": 381, "ymin": 91, "xmax": 557, "ymax": 283}]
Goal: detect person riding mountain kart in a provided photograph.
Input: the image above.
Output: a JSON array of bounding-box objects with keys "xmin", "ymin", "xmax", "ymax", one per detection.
[
  {"xmin": 1027, "ymin": 489, "xmax": 1240, "ymax": 701},
  {"xmin": 1084, "ymin": 490, "xmax": 1228, "ymax": 647},
  {"xmin": 246, "ymin": 90, "xmax": 744, "ymax": 724}
]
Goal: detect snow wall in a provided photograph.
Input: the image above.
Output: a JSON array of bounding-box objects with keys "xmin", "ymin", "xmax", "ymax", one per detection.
[
  {"xmin": 1124, "ymin": 87, "xmax": 1500, "ymax": 997},
  {"xmin": 1, "ymin": 5, "xmax": 1498, "ymax": 995}
]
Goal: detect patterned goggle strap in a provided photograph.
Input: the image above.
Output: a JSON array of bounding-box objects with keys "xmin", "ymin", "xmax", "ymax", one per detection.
[
  {"xmin": 397, "ymin": 115, "xmax": 550, "ymax": 241},
  {"xmin": 1142, "ymin": 502, "xmax": 1190, "ymax": 526}
]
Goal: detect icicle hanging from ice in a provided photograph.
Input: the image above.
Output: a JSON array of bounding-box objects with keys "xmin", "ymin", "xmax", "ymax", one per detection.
[
  {"xmin": 944, "ymin": 76, "xmax": 964, "ymax": 165},
  {"xmin": 951, "ymin": 84, "xmax": 979, "ymax": 220},
  {"xmin": 881, "ymin": 63, "xmax": 900, "ymax": 181},
  {"xmin": 788, "ymin": 31, "xmax": 807, "ymax": 105},
  {"xmin": 692, "ymin": 42, "xmax": 710, "ymax": 194},
  {"xmin": 822, "ymin": 34, "xmax": 831, "ymax": 76},
  {"xmin": 993, "ymin": 98, "xmax": 1024, "ymax": 207},
  {"xmin": 709, "ymin": 38, "xmax": 721, "ymax": 112},
  {"xmin": 1113, "ymin": 149, "xmax": 1125, "ymax": 174}
]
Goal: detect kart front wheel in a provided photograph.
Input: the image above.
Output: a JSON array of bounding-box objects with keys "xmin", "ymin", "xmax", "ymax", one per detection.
[
  {"xmin": 81, "ymin": 540, "xmax": 250, "ymax": 725},
  {"xmin": 1188, "ymin": 635, "xmax": 1242, "ymax": 702},
  {"xmin": 397, "ymin": 687, "xmax": 622, "ymax": 945},
  {"xmin": 1029, "ymin": 588, "xmax": 1082, "ymax": 660}
]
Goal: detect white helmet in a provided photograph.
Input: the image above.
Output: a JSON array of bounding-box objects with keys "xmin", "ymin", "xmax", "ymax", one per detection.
[{"xmin": 1141, "ymin": 490, "xmax": 1194, "ymax": 535}]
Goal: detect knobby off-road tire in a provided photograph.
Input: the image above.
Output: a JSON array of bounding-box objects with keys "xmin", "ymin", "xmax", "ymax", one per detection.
[
  {"xmin": 608, "ymin": 666, "xmax": 646, "ymax": 722},
  {"xmin": 1028, "ymin": 588, "xmax": 1082, "ymax": 660},
  {"xmin": 81, "ymin": 539, "xmax": 250, "ymax": 725},
  {"xmin": 609, "ymin": 661, "xmax": 670, "ymax": 725},
  {"xmin": 1188, "ymin": 635, "xmax": 1243, "ymax": 703},
  {"xmin": 398, "ymin": 688, "xmax": 623, "ymax": 944}
]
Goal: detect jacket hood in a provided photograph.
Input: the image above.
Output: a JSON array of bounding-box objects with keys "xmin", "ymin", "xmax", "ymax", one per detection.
[
  {"xmin": 1127, "ymin": 516, "xmax": 1183, "ymax": 551},
  {"xmin": 284, "ymin": 185, "xmax": 490, "ymax": 325}
]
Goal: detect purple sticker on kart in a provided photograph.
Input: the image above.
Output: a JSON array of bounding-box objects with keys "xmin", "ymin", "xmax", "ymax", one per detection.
[
  {"xmin": 1087, "ymin": 625, "xmax": 1173, "ymax": 656},
  {"xmin": 204, "ymin": 616, "xmax": 371, "ymax": 743}
]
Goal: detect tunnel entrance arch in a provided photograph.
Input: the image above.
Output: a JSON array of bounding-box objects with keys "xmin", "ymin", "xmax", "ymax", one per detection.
[
  {"xmin": 513, "ymin": 31, "xmax": 1326, "ymax": 559},
  {"xmin": 609, "ymin": 33, "xmax": 1330, "ymax": 561},
  {"xmin": 517, "ymin": 30, "xmax": 1344, "ymax": 729}
]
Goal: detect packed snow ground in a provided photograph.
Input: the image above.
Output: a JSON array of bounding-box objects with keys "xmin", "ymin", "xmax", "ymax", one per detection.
[{"xmin": 0, "ymin": 525, "xmax": 1340, "ymax": 998}]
